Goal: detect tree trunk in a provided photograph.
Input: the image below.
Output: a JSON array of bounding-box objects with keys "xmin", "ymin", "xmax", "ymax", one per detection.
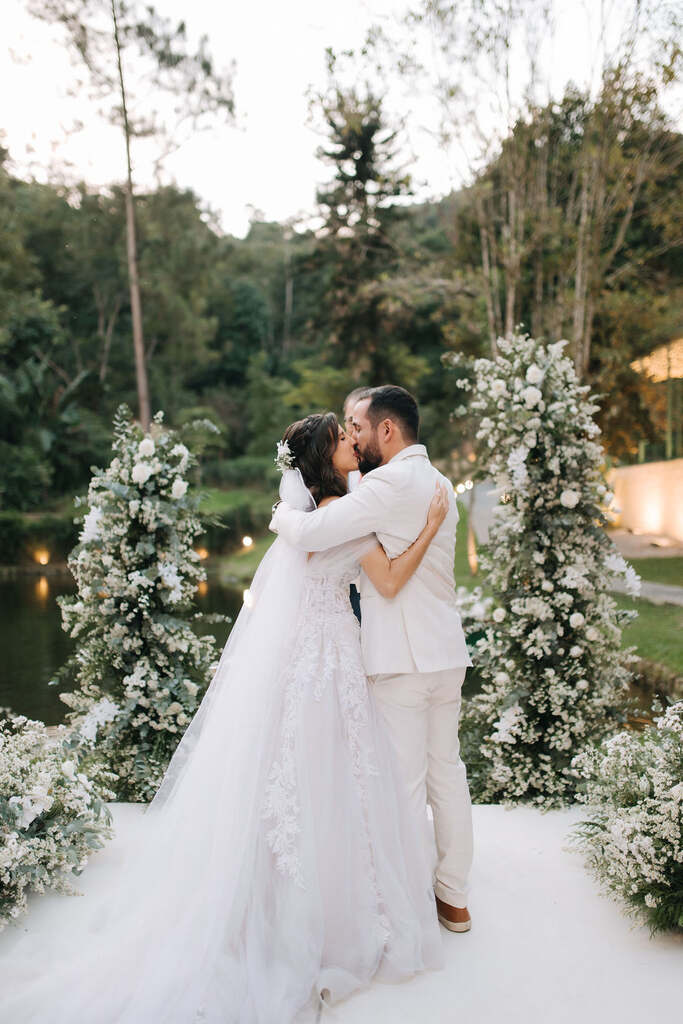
[{"xmin": 112, "ymin": 0, "xmax": 150, "ymax": 431}]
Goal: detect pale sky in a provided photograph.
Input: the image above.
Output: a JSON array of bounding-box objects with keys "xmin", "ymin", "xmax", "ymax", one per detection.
[{"xmin": 2, "ymin": 0, "xmax": 679, "ymax": 237}]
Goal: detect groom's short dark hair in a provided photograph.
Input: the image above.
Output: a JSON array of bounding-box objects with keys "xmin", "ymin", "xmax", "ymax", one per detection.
[{"xmin": 363, "ymin": 385, "xmax": 419, "ymax": 441}]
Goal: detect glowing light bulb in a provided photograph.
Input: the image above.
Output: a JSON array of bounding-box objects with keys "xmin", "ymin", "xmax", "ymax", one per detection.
[{"xmin": 242, "ymin": 536, "xmax": 253, "ymax": 548}]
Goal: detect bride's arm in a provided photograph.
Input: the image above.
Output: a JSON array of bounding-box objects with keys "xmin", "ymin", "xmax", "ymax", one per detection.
[{"xmin": 360, "ymin": 482, "xmax": 449, "ymax": 600}]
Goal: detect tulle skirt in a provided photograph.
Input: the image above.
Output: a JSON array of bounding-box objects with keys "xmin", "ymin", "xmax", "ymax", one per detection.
[{"xmin": 1, "ymin": 586, "xmax": 443, "ymax": 1023}]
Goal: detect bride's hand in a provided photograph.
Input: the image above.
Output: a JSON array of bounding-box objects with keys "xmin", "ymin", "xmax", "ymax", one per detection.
[{"xmin": 427, "ymin": 481, "xmax": 449, "ymax": 532}]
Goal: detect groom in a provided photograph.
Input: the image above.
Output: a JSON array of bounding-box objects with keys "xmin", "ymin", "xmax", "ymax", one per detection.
[{"xmin": 270, "ymin": 385, "xmax": 474, "ymax": 931}]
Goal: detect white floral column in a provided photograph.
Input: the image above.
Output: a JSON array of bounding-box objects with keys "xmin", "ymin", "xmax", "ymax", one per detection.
[
  {"xmin": 57, "ymin": 404, "xmax": 226, "ymax": 802},
  {"xmin": 449, "ymin": 334, "xmax": 641, "ymax": 806}
]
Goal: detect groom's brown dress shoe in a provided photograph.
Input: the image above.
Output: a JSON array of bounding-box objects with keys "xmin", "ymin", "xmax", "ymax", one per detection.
[{"xmin": 435, "ymin": 895, "xmax": 471, "ymax": 933}]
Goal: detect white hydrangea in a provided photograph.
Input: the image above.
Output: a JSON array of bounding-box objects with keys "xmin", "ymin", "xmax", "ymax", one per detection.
[
  {"xmin": 525, "ymin": 364, "xmax": 544, "ymax": 385},
  {"xmin": 138, "ymin": 437, "xmax": 155, "ymax": 457},
  {"xmin": 560, "ymin": 489, "xmax": 579, "ymax": 509},
  {"xmin": 171, "ymin": 478, "xmax": 188, "ymax": 500},
  {"xmin": 131, "ymin": 462, "xmax": 153, "ymax": 486},
  {"xmin": 520, "ymin": 385, "xmax": 543, "ymax": 408}
]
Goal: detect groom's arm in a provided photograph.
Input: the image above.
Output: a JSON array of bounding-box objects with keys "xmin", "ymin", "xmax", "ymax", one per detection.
[{"xmin": 270, "ymin": 471, "xmax": 396, "ymax": 552}]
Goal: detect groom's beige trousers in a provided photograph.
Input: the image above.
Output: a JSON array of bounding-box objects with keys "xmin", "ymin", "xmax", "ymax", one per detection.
[{"xmin": 369, "ymin": 667, "xmax": 472, "ymax": 908}]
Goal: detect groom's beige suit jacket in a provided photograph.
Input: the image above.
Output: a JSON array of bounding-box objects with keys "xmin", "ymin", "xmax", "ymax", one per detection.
[{"xmin": 270, "ymin": 444, "xmax": 472, "ymax": 676}]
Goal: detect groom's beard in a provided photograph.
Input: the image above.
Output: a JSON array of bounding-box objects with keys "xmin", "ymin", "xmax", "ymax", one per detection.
[{"xmin": 356, "ymin": 439, "xmax": 382, "ymax": 475}]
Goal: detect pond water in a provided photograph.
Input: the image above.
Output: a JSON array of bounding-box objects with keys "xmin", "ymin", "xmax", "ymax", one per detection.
[{"xmin": 0, "ymin": 569, "xmax": 243, "ymax": 726}]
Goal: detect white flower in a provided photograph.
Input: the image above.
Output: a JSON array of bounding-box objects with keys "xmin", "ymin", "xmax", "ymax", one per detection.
[
  {"xmin": 170, "ymin": 443, "xmax": 189, "ymax": 460},
  {"xmin": 470, "ymin": 601, "xmax": 487, "ymax": 620},
  {"xmin": 569, "ymin": 612, "xmax": 585, "ymax": 628},
  {"xmin": 533, "ymin": 551, "xmax": 546, "ymax": 564},
  {"xmin": 138, "ymin": 438, "xmax": 155, "ymax": 457},
  {"xmin": 131, "ymin": 462, "xmax": 153, "ymax": 486},
  {"xmin": 585, "ymin": 626, "xmax": 599, "ymax": 642},
  {"xmin": 61, "ymin": 759, "xmax": 77, "ymax": 781},
  {"xmin": 520, "ymin": 385, "xmax": 542, "ymax": 409},
  {"xmin": 184, "ymin": 680, "xmax": 199, "ymax": 698},
  {"xmin": 560, "ymin": 489, "xmax": 579, "ymax": 509},
  {"xmin": 569, "ymin": 645, "xmax": 583, "ymax": 658},
  {"xmin": 507, "ymin": 445, "xmax": 529, "ymax": 487},
  {"xmin": 491, "ymin": 703, "xmax": 524, "ymax": 744},
  {"xmin": 525, "ymin": 364, "xmax": 544, "ymax": 385},
  {"xmin": 490, "ymin": 379, "xmax": 507, "ymax": 399},
  {"xmin": 624, "ymin": 566, "xmax": 642, "ymax": 598},
  {"xmin": 79, "ymin": 506, "xmax": 103, "ymax": 544},
  {"xmin": 274, "ymin": 440, "xmax": 294, "ymax": 472},
  {"xmin": 492, "ymin": 607, "xmax": 506, "ymax": 623},
  {"xmin": 494, "ymin": 671, "xmax": 510, "ymax": 686},
  {"xmin": 171, "ymin": 478, "xmax": 188, "ymax": 500}
]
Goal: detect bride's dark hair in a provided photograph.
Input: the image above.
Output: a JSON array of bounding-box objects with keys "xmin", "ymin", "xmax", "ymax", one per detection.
[{"xmin": 282, "ymin": 412, "xmax": 348, "ymax": 503}]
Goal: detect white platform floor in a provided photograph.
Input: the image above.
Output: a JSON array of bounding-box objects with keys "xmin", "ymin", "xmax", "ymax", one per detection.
[{"xmin": 2, "ymin": 803, "xmax": 680, "ymax": 1024}]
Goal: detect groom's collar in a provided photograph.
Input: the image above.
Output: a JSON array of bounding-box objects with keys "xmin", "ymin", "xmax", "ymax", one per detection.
[{"xmin": 385, "ymin": 443, "xmax": 428, "ymax": 466}]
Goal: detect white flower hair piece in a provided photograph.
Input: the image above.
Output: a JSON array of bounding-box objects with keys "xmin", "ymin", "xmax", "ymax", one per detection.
[{"xmin": 274, "ymin": 439, "xmax": 294, "ymax": 473}]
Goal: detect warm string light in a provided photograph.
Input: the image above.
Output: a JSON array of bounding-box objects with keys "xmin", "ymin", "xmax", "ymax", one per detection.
[
  {"xmin": 34, "ymin": 548, "xmax": 50, "ymax": 565},
  {"xmin": 242, "ymin": 536, "xmax": 253, "ymax": 548}
]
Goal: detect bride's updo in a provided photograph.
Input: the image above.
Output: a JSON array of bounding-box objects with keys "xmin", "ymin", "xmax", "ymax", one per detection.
[{"xmin": 282, "ymin": 412, "xmax": 347, "ymax": 503}]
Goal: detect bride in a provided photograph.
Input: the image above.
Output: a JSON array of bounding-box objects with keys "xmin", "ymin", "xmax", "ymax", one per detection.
[{"xmin": 2, "ymin": 412, "xmax": 449, "ymax": 1024}]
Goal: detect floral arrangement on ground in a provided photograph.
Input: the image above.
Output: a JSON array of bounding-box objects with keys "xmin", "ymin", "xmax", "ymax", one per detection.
[
  {"xmin": 572, "ymin": 701, "xmax": 683, "ymax": 934},
  {"xmin": 0, "ymin": 711, "xmax": 115, "ymax": 930}
]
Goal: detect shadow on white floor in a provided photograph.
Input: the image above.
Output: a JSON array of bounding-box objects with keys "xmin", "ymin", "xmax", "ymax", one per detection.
[{"xmin": 2, "ymin": 804, "xmax": 681, "ymax": 1024}]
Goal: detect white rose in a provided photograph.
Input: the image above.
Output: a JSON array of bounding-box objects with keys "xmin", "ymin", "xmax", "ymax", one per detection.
[
  {"xmin": 585, "ymin": 626, "xmax": 599, "ymax": 642},
  {"xmin": 560, "ymin": 489, "xmax": 579, "ymax": 509},
  {"xmin": 533, "ymin": 551, "xmax": 545, "ymax": 564},
  {"xmin": 525, "ymin": 364, "xmax": 543, "ymax": 385},
  {"xmin": 138, "ymin": 438, "xmax": 155, "ymax": 457},
  {"xmin": 576, "ymin": 678, "xmax": 589, "ymax": 691},
  {"xmin": 492, "ymin": 607, "xmax": 506, "ymax": 623},
  {"xmin": 171, "ymin": 478, "xmax": 188, "ymax": 500},
  {"xmin": 494, "ymin": 671, "xmax": 510, "ymax": 686},
  {"xmin": 132, "ymin": 462, "xmax": 153, "ymax": 486},
  {"xmin": 490, "ymin": 380, "xmax": 507, "ymax": 399},
  {"xmin": 61, "ymin": 759, "xmax": 77, "ymax": 781},
  {"xmin": 569, "ymin": 612, "xmax": 585, "ymax": 628},
  {"xmin": 569, "ymin": 645, "xmax": 583, "ymax": 658},
  {"xmin": 520, "ymin": 385, "xmax": 542, "ymax": 409}
]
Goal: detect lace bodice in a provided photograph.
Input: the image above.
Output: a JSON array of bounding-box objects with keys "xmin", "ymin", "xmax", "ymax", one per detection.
[{"xmin": 301, "ymin": 534, "xmax": 377, "ymax": 613}]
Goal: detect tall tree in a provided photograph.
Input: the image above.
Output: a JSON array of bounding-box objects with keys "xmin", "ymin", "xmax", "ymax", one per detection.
[
  {"xmin": 311, "ymin": 55, "xmax": 413, "ymax": 376},
  {"xmin": 396, "ymin": 0, "xmax": 681, "ymax": 372},
  {"xmin": 28, "ymin": 1, "xmax": 235, "ymax": 428}
]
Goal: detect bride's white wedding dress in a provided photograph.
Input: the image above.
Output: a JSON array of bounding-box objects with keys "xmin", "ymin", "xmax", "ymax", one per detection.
[{"xmin": 1, "ymin": 470, "xmax": 443, "ymax": 1024}]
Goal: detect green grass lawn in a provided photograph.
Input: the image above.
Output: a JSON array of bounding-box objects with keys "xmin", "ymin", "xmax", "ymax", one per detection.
[
  {"xmin": 198, "ymin": 487, "xmax": 274, "ymax": 517},
  {"xmin": 629, "ymin": 557, "xmax": 683, "ymax": 588},
  {"xmin": 615, "ymin": 596, "xmax": 683, "ymax": 676}
]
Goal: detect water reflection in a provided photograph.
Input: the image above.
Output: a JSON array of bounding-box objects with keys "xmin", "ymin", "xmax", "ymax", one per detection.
[{"xmin": 0, "ymin": 569, "xmax": 243, "ymax": 726}]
